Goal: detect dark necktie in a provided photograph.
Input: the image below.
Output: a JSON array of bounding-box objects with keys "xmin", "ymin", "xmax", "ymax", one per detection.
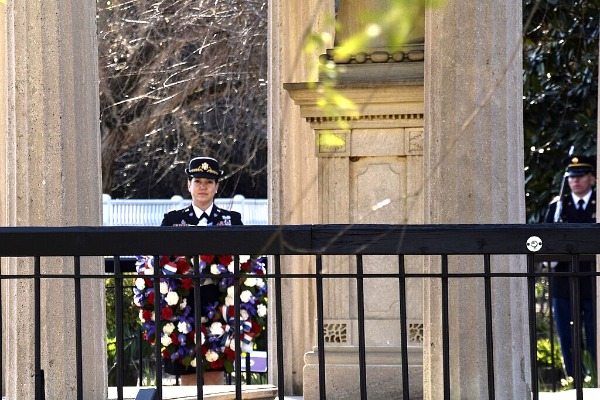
[
  {"xmin": 577, "ymin": 199, "xmax": 585, "ymax": 219},
  {"xmin": 200, "ymin": 212, "xmax": 209, "ymax": 221}
]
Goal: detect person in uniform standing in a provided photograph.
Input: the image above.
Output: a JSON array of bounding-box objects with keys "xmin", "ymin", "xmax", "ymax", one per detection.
[
  {"xmin": 161, "ymin": 156, "xmax": 243, "ymax": 385},
  {"xmin": 544, "ymin": 155, "xmax": 596, "ymax": 377}
]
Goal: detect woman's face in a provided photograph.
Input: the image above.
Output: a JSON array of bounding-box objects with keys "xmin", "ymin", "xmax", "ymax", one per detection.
[{"xmin": 188, "ymin": 177, "xmax": 219, "ymax": 209}]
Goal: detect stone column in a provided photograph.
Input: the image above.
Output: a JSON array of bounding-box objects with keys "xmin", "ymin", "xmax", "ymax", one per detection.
[
  {"xmin": 424, "ymin": 1, "xmax": 529, "ymax": 399},
  {"xmin": 2, "ymin": 1, "xmax": 106, "ymax": 399},
  {"xmin": 268, "ymin": 0, "xmax": 334, "ymax": 394},
  {"xmin": 1, "ymin": 2, "xmax": 7, "ymax": 397}
]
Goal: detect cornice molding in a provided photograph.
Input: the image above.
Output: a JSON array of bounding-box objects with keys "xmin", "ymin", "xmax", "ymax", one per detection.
[
  {"xmin": 307, "ymin": 113, "xmax": 424, "ymax": 124},
  {"xmin": 320, "ymin": 45, "xmax": 425, "ymax": 65}
]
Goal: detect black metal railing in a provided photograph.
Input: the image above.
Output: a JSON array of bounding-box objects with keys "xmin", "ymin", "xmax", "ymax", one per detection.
[{"xmin": 0, "ymin": 224, "xmax": 599, "ymax": 400}]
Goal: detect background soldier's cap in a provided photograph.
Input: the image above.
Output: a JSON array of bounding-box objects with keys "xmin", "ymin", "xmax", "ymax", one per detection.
[
  {"xmin": 185, "ymin": 157, "xmax": 223, "ymax": 179},
  {"xmin": 563, "ymin": 155, "xmax": 596, "ymax": 177}
]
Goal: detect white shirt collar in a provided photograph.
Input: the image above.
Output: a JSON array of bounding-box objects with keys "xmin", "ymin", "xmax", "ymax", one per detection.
[
  {"xmin": 571, "ymin": 190, "xmax": 593, "ymax": 208},
  {"xmin": 192, "ymin": 203, "xmax": 214, "ymax": 219}
]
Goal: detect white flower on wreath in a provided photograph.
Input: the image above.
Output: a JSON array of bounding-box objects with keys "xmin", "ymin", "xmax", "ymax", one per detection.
[
  {"xmin": 257, "ymin": 304, "xmax": 267, "ymax": 318},
  {"xmin": 145, "ymin": 266, "xmax": 154, "ymax": 275},
  {"xmin": 256, "ymin": 279, "xmax": 266, "ymax": 289},
  {"xmin": 178, "ymin": 321, "xmax": 191, "ymax": 334},
  {"xmin": 227, "ymin": 286, "xmax": 235, "ymax": 297},
  {"xmin": 205, "ymin": 350, "xmax": 219, "ymax": 362},
  {"xmin": 240, "ymin": 255, "xmax": 251, "ymax": 263},
  {"xmin": 165, "ymin": 291, "xmax": 179, "ymax": 306},
  {"xmin": 240, "ymin": 290, "xmax": 253, "ymax": 303},
  {"xmin": 210, "ymin": 264, "xmax": 221, "ymax": 275},
  {"xmin": 161, "ymin": 334, "xmax": 172, "ymax": 347},
  {"xmin": 244, "ymin": 277, "xmax": 258, "ymax": 287},
  {"xmin": 135, "ymin": 278, "xmax": 145, "ymax": 290},
  {"xmin": 190, "ymin": 358, "xmax": 197, "ymax": 368},
  {"xmin": 163, "ymin": 322, "xmax": 175, "ymax": 335},
  {"xmin": 179, "ymin": 298, "xmax": 187, "ymax": 310},
  {"xmin": 240, "ymin": 310, "xmax": 249, "ymax": 321},
  {"xmin": 225, "ymin": 295, "xmax": 234, "ymax": 307},
  {"xmin": 160, "ymin": 281, "xmax": 169, "ymax": 295},
  {"xmin": 210, "ymin": 322, "xmax": 225, "ymax": 336}
]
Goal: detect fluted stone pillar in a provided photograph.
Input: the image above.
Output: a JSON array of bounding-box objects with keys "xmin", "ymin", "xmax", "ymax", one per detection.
[
  {"xmin": 268, "ymin": 0, "xmax": 333, "ymax": 394},
  {"xmin": 424, "ymin": 1, "xmax": 529, "ymax": 399},
  {"xmin": 1, "ymin": 2, "xmax": 7, "ymax": 397},
  {"xmin": 2, "ymin": 1, "xmax": 106, "ymax": 399}
]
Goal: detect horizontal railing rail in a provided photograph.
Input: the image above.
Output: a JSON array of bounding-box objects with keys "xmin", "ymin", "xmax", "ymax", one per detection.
[
  {"xmin": 0, "ymin": 224, "xmax": 598, "ymax": 400},
  {"xmin": 1, "ymin": 224, "xmax": 600, "ymax": 256}
]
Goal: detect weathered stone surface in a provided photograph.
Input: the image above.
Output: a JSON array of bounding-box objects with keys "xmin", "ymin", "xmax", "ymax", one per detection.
[
  {"xmin": 1, "ymin": 0, "xmax": 105, "ymax": 398},
  {"xmin": 423, "ymin": 1, "xmax": 529, "ymax": 399}
]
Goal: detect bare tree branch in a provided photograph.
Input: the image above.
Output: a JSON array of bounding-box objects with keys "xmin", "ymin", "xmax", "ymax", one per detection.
[{"xmin": 98, "ymin": 0, "xmax": 268, "ymax": 198}]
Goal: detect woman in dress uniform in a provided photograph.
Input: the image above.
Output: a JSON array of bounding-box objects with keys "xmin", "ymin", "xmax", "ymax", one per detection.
[{"xmin": 161, "ymin": 156, "xmax": 243, "ymax": 385}]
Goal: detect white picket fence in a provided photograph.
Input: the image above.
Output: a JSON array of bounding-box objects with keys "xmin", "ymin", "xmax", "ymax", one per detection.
[{"xmin": 102, "ymin": 194, "xmax": 268, "ymax": 226}]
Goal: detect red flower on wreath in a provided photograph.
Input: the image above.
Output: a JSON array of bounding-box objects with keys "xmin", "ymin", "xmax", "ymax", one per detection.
[
  {"xmin": 181, "ymin": 278, "xmax": 193, "ymax": 290},
  {"xmin": 161, "ymin": 306, "xmax": 173, "ymax": 320},
  {"xmin": 201, "ymin": 255, "xmax": 215, "ymax": 263},
  {"xmin": 142, "ymin": 309, "xmax": 153, "ymax": 323},
  {"xmin": 241, "ymin": 261, "xmax": 252, "ymax": 272}
]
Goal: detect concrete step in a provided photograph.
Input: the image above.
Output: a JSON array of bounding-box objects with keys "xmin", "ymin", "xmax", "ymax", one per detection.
[
  {"xmin": 107, "ymin": 385, "xmax": 283, "ymax": 400},
  {"xmin": 538, "ymin": 388, "xmax": 600, "ymax": 399}
]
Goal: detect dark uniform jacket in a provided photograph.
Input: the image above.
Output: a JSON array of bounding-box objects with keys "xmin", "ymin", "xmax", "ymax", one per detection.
[
  {"xmin": 161, "ymin": 204, "xmax": 243, "ymax": 226},
  {"xmin": 544, "ymin": 189, "xmax": 596, "ymax": 299}
]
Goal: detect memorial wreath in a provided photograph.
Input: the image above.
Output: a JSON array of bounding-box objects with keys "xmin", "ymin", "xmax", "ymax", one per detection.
[{"xmin": 133, "ymin": 254, "xmax": 267, "ymax": 372}]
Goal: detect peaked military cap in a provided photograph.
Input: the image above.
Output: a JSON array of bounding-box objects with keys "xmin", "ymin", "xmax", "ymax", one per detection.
[
  {"xmin": 564, "ymin": 155, "xmax": 596, "ymax": 177},
  {"xmin": 185, "ymin": 157, "xmax": 223, "ymax": 180}
]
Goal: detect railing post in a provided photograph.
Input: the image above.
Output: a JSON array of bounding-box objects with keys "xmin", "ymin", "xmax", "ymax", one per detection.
[
  {"xmin": 315, "ymin": 255, "xmax": 327, "ymax": 400},
  {"xmin": 103, "ymin": 194, "xmax": 112, "ymax": 226},
  {"xmin": 170, "ymin": 195, "xmax": 185, "ymax": 211},
  {"xmin": 74, "ymin": 257, "xmax": 84, "ymax": 400},
  {"xmin": 34, "ymin": 257, "xmax": 43, "ymax": 400},
  {"xmin": 570, "ymin": 254, "xmax": 583, "ymax": 400},
  {"xmin": 274, "ymin": 255, "xmax": 285, "ymax": 400},
  {"xmin": 0, "ymin": 257, "xmax": 3, "ymax": 398},
  {"xmin": 114, "ymin": 256, "xmax": 125, "ymax": 400},
  {"xmin": 528, "ymin": 254, "xmax": 539, "ymax": 400},
  {"xmin": 152, "ymin": 255, "xmax": 162, "ymax": 399}
]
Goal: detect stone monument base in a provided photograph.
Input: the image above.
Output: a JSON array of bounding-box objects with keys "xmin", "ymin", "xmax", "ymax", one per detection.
[{"xmin": 303, "ymin": 346, "xmax": 423, "ymax": 400}]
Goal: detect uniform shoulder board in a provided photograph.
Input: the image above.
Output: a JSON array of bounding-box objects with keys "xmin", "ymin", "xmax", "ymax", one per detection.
[{"xmin": 166, "ymin": 206, "xmax": 188, "ymax": 214}]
